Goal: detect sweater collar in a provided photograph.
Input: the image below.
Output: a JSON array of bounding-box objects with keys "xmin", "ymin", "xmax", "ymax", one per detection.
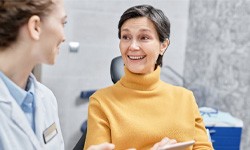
[{"xmin": 120, "ymin": 66, "xmax": 161, "ymax": 91}]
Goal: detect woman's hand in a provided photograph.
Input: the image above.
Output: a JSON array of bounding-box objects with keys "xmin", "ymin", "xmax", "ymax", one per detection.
[
  {"xmin": 87, "ymin": 142, "xmax": 115, "ymax": 150},
  {"xmin": 151, "ymin": 137, "xmax": 177, "ymax": 150}
]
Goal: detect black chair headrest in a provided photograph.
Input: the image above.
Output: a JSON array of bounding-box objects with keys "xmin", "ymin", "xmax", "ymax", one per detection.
[{"xmin": 110, "ymin": 56, "xmax": 124, "ymax": 84}]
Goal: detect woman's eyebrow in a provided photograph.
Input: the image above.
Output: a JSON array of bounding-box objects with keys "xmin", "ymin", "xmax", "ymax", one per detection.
[{"xmin": 121, "ymin": 28, "xmax": 130, "ymax": 32}]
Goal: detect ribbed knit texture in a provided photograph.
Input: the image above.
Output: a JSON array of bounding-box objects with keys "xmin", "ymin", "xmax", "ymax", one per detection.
[{"xmin": 84, "ymin": 67, "xmax": 213, "ymax": 150}]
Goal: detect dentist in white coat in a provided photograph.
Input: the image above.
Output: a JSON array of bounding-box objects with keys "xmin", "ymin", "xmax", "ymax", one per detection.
[
  {"xmin": 0, "ymin": 0, "xmax": 117, "ymax": 149},
  {"xmin": 0, "ymin": 0, "xmax": 67, "ymax": 149}
]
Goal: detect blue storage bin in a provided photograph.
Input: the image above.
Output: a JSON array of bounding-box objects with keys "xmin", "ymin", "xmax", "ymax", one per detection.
[
  {"xmin": 206, "ymin": 126, "xmax": 242, "ymax": 150},
  {"xmin": 199, "ymin": 107, "xmax": 243, "ymax": 150}
]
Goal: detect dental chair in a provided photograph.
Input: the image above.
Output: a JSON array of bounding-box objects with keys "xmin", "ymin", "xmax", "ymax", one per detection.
[{"xmin": 73, "ymin": 56, "xmax": 123, "ymax": 150}]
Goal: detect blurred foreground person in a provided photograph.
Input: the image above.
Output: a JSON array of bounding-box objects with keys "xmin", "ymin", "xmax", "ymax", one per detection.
[{"xmin": 0, "ymin": 0, "xmax": 67, "ymax": 149}]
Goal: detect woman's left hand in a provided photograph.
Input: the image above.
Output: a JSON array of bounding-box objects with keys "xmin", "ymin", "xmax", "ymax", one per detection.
[{"xmin": 151, "ymin": 137, "xmax": 177, "ymax": 150}]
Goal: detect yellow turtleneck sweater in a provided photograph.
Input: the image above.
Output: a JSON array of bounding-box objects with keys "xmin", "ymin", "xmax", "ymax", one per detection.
[{"xmin": 84, "ymin": 67, "xmax": 213, "ymax": 150}]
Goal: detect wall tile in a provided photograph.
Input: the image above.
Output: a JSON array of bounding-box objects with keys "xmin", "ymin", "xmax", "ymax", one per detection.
[{"xmin": 184, "ymin": 0, "xmax": 250, "ymax": 149}]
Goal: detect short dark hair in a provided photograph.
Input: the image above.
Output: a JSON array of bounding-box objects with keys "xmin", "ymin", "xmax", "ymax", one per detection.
[
  {"xmin": 118, "ymin": 5, "xmax": 171, "ymax": 67},
  {"xmin": 0, "ymin": 0, "xmax": 53, "ymax": 48}
]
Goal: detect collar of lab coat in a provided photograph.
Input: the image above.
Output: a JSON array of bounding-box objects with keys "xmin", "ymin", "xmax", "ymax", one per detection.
[{"xmin": 0, "ymin": 74, "xmax": 45, "ymax": 149}]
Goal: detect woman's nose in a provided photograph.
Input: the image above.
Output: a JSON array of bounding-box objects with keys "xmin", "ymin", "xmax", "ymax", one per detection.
[{"xmin": 129, "ymin": 40, "xmax": 140, "ymax": 50}]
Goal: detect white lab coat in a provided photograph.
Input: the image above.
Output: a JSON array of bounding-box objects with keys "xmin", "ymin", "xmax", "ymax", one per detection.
[{"xmin": 0, "ymin": 74, "xmax": 64, "ymax": 150}]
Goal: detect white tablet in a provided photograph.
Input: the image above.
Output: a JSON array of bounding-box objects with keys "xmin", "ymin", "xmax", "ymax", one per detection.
[{"xmin": 158, "ymin": 140, "xmax": 195, "ymax": 150}]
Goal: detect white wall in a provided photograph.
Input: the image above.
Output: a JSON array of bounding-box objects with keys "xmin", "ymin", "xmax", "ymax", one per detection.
[{"xmin": 41, "ymin": 0, "xmax": 190, "ymax": 149}]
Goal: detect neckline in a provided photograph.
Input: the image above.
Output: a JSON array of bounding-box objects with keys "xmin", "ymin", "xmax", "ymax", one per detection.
[{"xmin": 119, "ymin": 66, "xmax": 161, "ymax": 91}]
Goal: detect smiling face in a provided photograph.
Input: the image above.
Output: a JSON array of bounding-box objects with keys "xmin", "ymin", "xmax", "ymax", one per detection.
[
  {"xmin": 38, "ymin": 0, "xmax": 67, "ymax": 65},
  {"xmin": 119, "ymin": 17, "xmax": 168, "ymax": 74}
]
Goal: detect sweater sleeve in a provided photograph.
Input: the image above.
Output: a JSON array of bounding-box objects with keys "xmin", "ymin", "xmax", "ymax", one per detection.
[
  {"xmin": 190, "ymin": 93, "xmax": 214, "ymax": 150},
  {"xmin": 84, "ymin": 97, "xmax": 111, "ymax": 150}
]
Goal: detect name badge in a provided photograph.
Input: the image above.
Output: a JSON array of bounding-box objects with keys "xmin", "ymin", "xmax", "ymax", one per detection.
[{"xmin": 43, "ymin": 122, "xmax": 58, "ymax": 144}]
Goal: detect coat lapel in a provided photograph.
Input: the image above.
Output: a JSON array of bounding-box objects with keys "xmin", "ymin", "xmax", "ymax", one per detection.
[
  {"xmin": 34, "ymin": 85, "xmax": 47, "ymax": 145},
  {"xmin": 32, "ymin": 74, "xmax": 53, "ymax": 147}
]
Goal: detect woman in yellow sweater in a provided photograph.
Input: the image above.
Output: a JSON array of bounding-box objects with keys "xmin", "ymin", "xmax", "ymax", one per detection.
[{"xmin": 85, "ymin": 4, "xmax": 213, "ymax": 150}]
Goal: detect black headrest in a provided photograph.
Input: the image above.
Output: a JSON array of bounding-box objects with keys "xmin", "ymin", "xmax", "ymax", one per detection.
[{"xmin": 110, "ymin": 56, "xmax": 124, "ymax": 84}]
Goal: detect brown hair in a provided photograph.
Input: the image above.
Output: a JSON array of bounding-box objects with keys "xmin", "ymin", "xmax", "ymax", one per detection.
[
  {"xmin": 0, "ymin": 0, "xmax": 53, "ymax": 48},
  {"xmin": 118, "ymin": 5, "xmax": 170, "ymax": 67}
]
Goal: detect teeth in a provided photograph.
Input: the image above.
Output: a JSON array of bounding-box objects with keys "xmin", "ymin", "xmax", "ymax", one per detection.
[{"xmin": 128, "ymin": 56, "xmax": 145, "ymax": 60}]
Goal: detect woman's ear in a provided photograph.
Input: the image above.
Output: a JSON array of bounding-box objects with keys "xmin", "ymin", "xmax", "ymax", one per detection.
[
  {"xmin": 27, "ymin": 15, "xmax": 41, "ymax": 40},
  {"xmin": 160, "ymin": 39, "xmax": 170, "ymax": 55}
]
